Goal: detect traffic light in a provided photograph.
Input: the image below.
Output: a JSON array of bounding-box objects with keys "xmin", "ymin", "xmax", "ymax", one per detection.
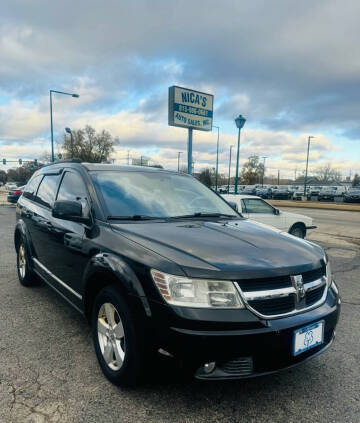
[
  {"xmin": 2, "ymin": 159, "xmax": 5, "ymax": 165},
  {"xmin": 34, "ymin": 159, "xmax": 38, "ymax": 166},
  {"xmin": 19, "ymin": 158, "xmax": 22, "ymax": 165}
]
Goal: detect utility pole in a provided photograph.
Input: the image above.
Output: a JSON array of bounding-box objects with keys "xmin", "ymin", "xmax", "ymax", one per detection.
[
  {"xmin": 278, "ymin": 169, "xmax": 280, "ymax": 185},
  {"xmin": 262, "ymin": 156, "xmax": 267, "ymax": 186},
  {"xmin": 212, "ymin": 125, "xmax": 220, "ymax": 191},
  {"xmin": 177, "ymin": 151, "xmax": 183, "ymax": 172},
  {"xmin": 304, "ymin": 136, "xmax": 315, "ymax": 195},
  {"xmin": 127, "ymin": 150, "xmax": 130, "ymax": 165},
  {"xmin": 227, "ymin": 145, "xmax": 234, "ymax": 193}
]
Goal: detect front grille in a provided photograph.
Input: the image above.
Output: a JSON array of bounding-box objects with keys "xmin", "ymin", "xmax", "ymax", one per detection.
[
  {"xmin": 248, "ymin": 295, "xmax": 295, "ymax": 315},
  {"xmin": 218, "ymin": 357, "xmax": 253, "ymax": 376},
  {"xmin": 237, "ymin": 266, "xmax": 325, "ymax": 292},
  {"xmin": 237, "ymin": 266, "xmax": 327, "ymax": 318},
  {"xmin": 238, "ymin": 275, "xmax": 291, "ymax": 292},
  {"xmin": 306, "ymin": 286, "xmax": 325, "ymax": 306}
]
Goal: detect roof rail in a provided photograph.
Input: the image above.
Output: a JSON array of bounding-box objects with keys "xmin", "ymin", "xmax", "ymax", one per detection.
[{"xmin": 52, "ymin": 158, "xmax": 82, "ymax": 164}]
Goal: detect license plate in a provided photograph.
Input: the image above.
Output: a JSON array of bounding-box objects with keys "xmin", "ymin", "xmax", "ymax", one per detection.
[{"xmin": 293, "ymin": 321, "xmax": 324, "ymax": 356}]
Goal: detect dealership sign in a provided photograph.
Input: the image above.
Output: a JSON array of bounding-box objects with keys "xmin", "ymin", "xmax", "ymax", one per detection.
[{"xmin": 168, "ymin": 86, "xmax": 213, "ymax": 131}]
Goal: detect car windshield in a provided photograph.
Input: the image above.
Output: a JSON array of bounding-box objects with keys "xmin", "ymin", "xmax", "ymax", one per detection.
[{"xmin": 91, "ymin": 170, "xmax": 239, "ymax": 219}]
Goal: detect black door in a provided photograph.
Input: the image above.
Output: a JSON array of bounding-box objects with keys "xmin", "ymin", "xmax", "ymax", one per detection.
[
  {"xmin": 26, "ymin": 173, "xmax": 62, "ymax": 265},
  {"xmin": 44, "ymin": 169, "xmax": 91, "ymax": 296}
]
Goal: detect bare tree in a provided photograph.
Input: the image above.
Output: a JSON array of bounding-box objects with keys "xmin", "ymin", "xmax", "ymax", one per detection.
[
  {"xmin": 353, "ymin": 173, "xmax": 360, "ymax": 186},
  {"xmin": 315, "ymin": 163, "xmax": 341, "ymax": 183},
  {"xmin": 240, "ymin": 155, "xmax": 264, "ymax": 185},
  {"xmin": 62, "ymin": 125, "xmax": 116, "ymax": 162}
]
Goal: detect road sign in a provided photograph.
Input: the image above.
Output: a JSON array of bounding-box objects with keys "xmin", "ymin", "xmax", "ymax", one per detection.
[{"xmin": 168, "ymin": 86, "xmax": 213, "ymax": 132}]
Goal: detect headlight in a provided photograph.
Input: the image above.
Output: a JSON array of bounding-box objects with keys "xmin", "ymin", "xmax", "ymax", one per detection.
[
  {"xmin": 325, "ymin": 257, "xmax": 332, "ymax": 287},
  {"xmin": 151, "ymin": 269, "xmax": 244, "ymax": 309}
]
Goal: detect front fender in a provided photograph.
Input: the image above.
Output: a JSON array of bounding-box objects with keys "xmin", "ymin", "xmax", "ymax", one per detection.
[
  {"xmin": 83, "ymin": 252, "xmax": 151, "ymax": 317},
  {"xmin": 14, "ymin": 219, "xmax": 32, "ymax": 254}
]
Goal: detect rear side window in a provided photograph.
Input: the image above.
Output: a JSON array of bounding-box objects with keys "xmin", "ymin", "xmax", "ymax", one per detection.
[
  {"xmin": 35, "ymin": 175, "xmax": 61, "ymax": 208},
  {"xmin": 23, "ymin": 175, "xmax": 43, "ymax": 201}
]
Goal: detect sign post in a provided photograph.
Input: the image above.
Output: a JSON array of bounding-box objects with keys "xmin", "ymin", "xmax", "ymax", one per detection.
[{"xmin": 169, "ymin": 86, "xmax": 213, "ymax": 174}]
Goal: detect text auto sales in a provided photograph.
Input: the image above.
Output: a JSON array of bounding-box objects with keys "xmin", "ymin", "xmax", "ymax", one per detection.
[{"xmin": 174, "ymin": 92, "xmax": 213, "ymax": 127}]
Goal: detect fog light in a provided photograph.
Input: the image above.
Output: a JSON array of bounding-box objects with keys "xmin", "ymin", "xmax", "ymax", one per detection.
[{"xmin": 203, "ymin": 362, "xmax": 216, "ymax": 374}]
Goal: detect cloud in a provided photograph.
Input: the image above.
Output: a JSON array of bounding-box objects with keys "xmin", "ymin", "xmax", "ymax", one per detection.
[{"xmin": 0, "ymin": 0, "xmax": 359, "ymax": 178}]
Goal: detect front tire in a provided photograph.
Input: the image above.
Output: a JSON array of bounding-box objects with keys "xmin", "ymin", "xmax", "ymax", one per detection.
[
  {"xmin": 92, "ymin": 285, "xmax": 146, "ymax": 386},
  {"xmin": 16, "ymin": 240, "xmax": 37, "ymax": 286}
]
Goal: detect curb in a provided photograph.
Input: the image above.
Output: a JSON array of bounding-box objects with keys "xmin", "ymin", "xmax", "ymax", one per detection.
[{"xmin": 269, "ymin": 200, "xmax": 360, "ymax": 212}]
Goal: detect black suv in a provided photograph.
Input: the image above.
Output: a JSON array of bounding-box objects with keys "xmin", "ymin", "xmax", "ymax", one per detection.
[{"xmin": 14, "ymin": 162, "xmax": 340, "ymax": 386}]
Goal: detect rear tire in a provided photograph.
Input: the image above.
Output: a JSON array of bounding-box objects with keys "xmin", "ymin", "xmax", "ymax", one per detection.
[
  {"xmin": 16, "ymin": 240, "xmax": 38, "ymax": 287},
  {"xmin": 92, "ymin": 285, "xmax": 147, "ymax": 386},
  {"xmin": 289, "ymin": 223, "xmax": 306, "ymax": 239}
]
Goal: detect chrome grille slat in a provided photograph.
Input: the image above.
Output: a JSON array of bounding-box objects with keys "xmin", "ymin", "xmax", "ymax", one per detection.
[{"xmin": 234, "ymin": 266, "xmax": 328, "ymax": 319}]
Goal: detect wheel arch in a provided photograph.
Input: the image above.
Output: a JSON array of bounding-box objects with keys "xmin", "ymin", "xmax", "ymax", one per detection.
[
  {"xmin": 288, "ymin": 221, "xmax": 306, "ymax": 237},
  {"xmin": 83, "ymin": 253, "xmax": 152, "ymax": 323}
]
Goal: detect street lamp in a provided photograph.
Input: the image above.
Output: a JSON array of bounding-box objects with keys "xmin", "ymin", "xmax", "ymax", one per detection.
[
  {"xmin": 234, "ymin": 114, "xmax": 246, "ymax": 194},
  {"xmin": 177, "ymin": 151, "xmax": 183, "ymax": 172},
  {"xmin": 262, "ymin": 156, "xmax": 268, "ymax": 186},
  {"xmin": 227, "ymin": 145, "xmax": 234, "ymax": 193},
  {"xmin": 65, "ymin": 127, "xmax": 73, "ymax": 158},
  {"xmin": 212, "ymin": 125, "xmax": 220, "ymax": 191},
  {"xmin": 304, "ymin": 136, "xmax": 315, "ymax": 196},
  {"xmin": 50, "ymin": 90, "xmax": 79, "ymax": 162}
]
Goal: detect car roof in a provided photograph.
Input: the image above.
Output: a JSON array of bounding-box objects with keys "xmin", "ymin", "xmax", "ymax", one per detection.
[{"xmin": 37, "ymin": 161, "xmax": 179, "ymax": 175}]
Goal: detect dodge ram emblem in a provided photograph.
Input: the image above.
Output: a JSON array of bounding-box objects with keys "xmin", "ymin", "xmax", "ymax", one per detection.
[{"xmin": 291, "ymin": 275, "xmax": 306, "ymax": 302}]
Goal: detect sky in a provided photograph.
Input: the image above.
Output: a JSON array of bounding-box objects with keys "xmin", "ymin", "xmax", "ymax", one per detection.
[{"xmin": 0, "ymin": 0, "xmax": 359, "ymax": 179}]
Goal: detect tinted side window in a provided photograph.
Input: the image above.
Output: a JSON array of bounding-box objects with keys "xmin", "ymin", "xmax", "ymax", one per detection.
[
  {"xmin": 35, "ymin": 175, "xmax": 61, "ymax": 208},
  {"xmin": 243, "ymin": 199, "xmax": 274, "ymax": 214},
  {"xmin": 57, "ymin": 171, "xmax": 89, "ymax": 216},
  {"xmin": 23, "ymin": 175, "xmax": 43, "ymax": 201}
]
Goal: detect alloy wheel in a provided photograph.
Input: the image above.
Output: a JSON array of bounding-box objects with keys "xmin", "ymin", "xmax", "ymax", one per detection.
[
  {"xmin": 97, "ymin": 303, "xmax": 125, "ymax": 370},
  {"xmin": 18, "ymin": 244, "xmax": 26, "ymax": 279}
]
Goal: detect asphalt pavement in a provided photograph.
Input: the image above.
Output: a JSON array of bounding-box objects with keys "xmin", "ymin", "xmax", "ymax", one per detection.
[{"xmin": 0, "ymin": 206, "xmax": 359, "ymax": 423}]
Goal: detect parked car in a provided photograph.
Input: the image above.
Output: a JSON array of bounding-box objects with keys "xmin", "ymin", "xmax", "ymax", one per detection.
[
  {"xmin": 15, "ymin": 162, "xmax": 339, "ymax": 386},
  {"xmin": 6, "ymin": 182, "xmax": 18, "ymax": 190},
  {"xmin": 309, "ymin": 186, "xmax": 323, "ymax": 197},
  {"xmin": 318, "ymin": 186, "xmax": 346, "ymax": 201},
  {"xmin": 344, "ymin": 187, "xmax": 360, "ymax": 203},
  {"xmin": 223, "ymin": 194, "xmax": 316, "ymax": 238},
  {"xmin": 242, "ymin": 185, "xmax": 256, "ymax": 195},
  {"xmin": 7, "ymin": 185, "xmax": 25, "ymax": 203},
  {"xmin": 255, "ymin": 187, "xmax": 272, "ymax": 199},
  {"xmin": 292, "ymin": 187, "xmax": 308, "ymax": 200},
  {"xmin": 271, "ymin": 186, "xmax": 292, "ymax": 200}
]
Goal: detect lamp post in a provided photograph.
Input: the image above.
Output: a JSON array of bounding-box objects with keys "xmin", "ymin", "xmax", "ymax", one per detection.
[
  {"xmin": 177, "ymin": 151, "xmax": 183, "ymax": 172},
  {"xmin": 212, "ymin": 125, "xmax": 220, "ymax": 191},
  {"xmin": 227, "ymin": 145, "xmax": 234, "ymax": 193},
  {"xmin": 65, "ymin": 127, "xmax": 73, "ymax": 158},
  {"xmin": 50, "ymin": 90, "xmax": 79, "ymax": 162},
  {"xmin": 262, "ymin": 156, "xmax": 267, "ymax": 186},
  {"xmin": 304, "ymin": 136, "xmax": 315, "ymax": 196},
  {"xmin": 234, "ymin": 114, "xmax": 246, "ymax": 194}
]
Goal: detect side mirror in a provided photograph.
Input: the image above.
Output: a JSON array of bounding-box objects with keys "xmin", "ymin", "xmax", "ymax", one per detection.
[
  {"xmin": 228, "ymin": 201, "xmax": 238, "ymax": 211},
  {"xmin": 274, "ymin": 208, "xmax": 280, "ymax": 215},
  {"xmin": 52, "ymin": 200, "xmax": 91, "ymax": 224}
]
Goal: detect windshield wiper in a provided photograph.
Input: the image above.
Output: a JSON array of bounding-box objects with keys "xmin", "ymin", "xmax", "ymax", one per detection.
[
  {"xmin": 107, "ymin": 215, "xmax": 163, "ymax": 221},
  {"xmin": 170, "ymin": 212, "xmax": 237, "ymax": 219}
]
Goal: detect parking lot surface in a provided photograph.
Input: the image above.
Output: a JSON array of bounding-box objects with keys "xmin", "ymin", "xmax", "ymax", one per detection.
[{"xmin": 0, "ymin": 206, "xmax": 359, "ymax": 423}]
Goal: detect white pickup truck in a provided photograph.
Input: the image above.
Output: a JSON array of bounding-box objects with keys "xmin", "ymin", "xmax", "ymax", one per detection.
[{"xmin": 222, "ymin": 194, "xmax": 316, "ymax": 238}]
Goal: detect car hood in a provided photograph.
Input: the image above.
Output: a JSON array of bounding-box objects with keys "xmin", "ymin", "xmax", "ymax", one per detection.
[{"xmin": 110, "ymin": 218, "xmax": 324, "ymax": 279}]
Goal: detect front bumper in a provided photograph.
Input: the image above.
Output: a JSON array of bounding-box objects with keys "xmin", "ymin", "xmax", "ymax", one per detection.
[{"xmin": 148, "ymin": 285, "xmax": 340, "ymax": 379}]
